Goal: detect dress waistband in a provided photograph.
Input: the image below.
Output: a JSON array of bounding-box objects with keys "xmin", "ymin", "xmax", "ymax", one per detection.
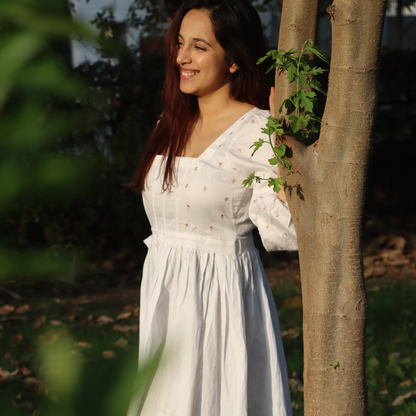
[{"xmin": 145, "ymin": 230, "xmax": 256, "ymax": 256}]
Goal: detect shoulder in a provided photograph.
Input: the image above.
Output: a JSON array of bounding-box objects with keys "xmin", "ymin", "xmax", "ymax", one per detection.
[{"xmin": 242, "ymin": 108, "xmax": 270, "ymax": 127}]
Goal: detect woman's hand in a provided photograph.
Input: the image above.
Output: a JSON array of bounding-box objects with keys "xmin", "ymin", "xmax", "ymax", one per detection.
[{"xmin": 269, "ymin": 87, "xmax": 287, "ymax": 203}]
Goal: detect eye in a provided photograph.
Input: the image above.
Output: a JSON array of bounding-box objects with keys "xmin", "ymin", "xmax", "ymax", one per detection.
[
  {"xmin": 177, "ymin": 40, "xmax": 183, "ymax": 47},
  {"xmin": 195, "ymin": 45, "xmax": 206, "ymax": 51}
]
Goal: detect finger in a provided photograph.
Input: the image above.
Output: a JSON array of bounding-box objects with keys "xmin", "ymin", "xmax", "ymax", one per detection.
[{"xmin": 269, "ymin": 86, "xmax": 275, "ymax": 117}]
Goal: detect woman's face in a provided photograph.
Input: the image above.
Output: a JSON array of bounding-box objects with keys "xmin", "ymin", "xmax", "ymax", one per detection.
[{"xmin": 176, "ymin": 9, "xmax": 238, "ymax": 99}]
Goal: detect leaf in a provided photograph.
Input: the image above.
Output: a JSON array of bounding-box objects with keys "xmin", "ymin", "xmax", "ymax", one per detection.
[
  {"xmin": 279, "ymin": 98, "xmax": 294, "ymax": 113},
  {"xmin": 97, "ymin": 315, "xmax": 114, "ymax": 325},
  {"xmin": 305, "ymin": 41, "xmax": 330, "ymax": 65},
  {"xmin": 15, "ymin": 305, "xmax": 29, "ymax": 314},
  {"xmin": 268, "ymin": 157, "xmax": 278, "ymax": 166},
  {"xmin": 249, "ymin": 139, "xmax": 264, "ymax": 157},
  {"xmin": 112, "ymin": 324, "xmax": 139, "ymax": 333},
  {"xmin": 33, "ymin": 315, "xmax": 46, "ymax": 329},
  {"xmin": 242, "ymin": 172, "xmax": 256, "ymax": 188},
  {"xmin": 268, "ymin": 177, "xmax": 284, "ymax": 193},
  {"xmin": 114, "ymin": 338, "xmax": 129, "ymax": 348},
  {"xmin": 288, "ymin": 115, "xmax": 308, "ymax": 133},
  {"xmin": 74, "ymin": 342, "xmax": 92, "ymax": 348},
  {"xmin": 102, "ymin": 350, "xmax": 117, "ymax": 359},
  {"xmin": 298, "ymin": 90, "xmax": 316, "ymax": 112},
  {"xmin": 50, "ymin": 320, "xmax": 63, "ymax": 326},
  {"xmin": 116, "ymin": 311, "xmax": 132, "ymax": 320},
  {"xmin": 392, "ymin": 391, "xmax": 416, "ymax": 406},
  {"xmin": 307, "ymin": 78, "xmax": 327, "ymax": 96},
  {"xmin": 287, "ymin": 62, "xmax": 297, "ymax": 83},
  {"xmin": 273, "ymin": 144, "xmax": 286, "ymax": 157},
  {"xmin": 0, "ymin": 305, "xmax": 14, "ymax": 315}
]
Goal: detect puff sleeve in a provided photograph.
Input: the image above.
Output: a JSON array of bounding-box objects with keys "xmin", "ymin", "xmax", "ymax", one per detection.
[{"xmin": 234, "ymin": 111, "xmax": 298, "ymax": 252}]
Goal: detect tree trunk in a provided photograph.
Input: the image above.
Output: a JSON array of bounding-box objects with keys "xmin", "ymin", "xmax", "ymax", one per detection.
[
  {"xmin": 396, "ymin": 0, "xmax": 403, "ymax": 49},
  {"xmin": 276, "ymin": 0, "xmax": 387, "ymax": 414}
]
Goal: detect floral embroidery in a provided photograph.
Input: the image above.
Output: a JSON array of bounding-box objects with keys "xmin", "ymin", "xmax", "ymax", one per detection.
[
  {"xmin": 280, "ymin": 246, "xmax": 284, "ymax": 249},
  {"xmin": 284, "ymin": 232, "xmax": 288, "ymax": 236},
  {"xmin": 263, "ymin": 205, "xmax": 267, "ymax": 211},
  {"xmin": 231, "ymin": 179, "xmax": 236, "ymax": 184},
  {"xmin": 238, "ymin": 148, "xmax": 242, "ymax": 153},
  {"xmin": 224, "ymin": 197, "xmax": 229, "ymax": 202},
  {"xmin": 218, "ymin": 163, "xmax": 222, "ymax": 167},
  {"xmin": 185, "ymin": 223, "xmax": 189, "ymax": 228},
  {"xmin": 221, "ymin": 214, "xmax": 224, "ymax": 220},
  {"xmin": 241, "ymin": 117, "xmax": 245, "ymax": 120},
  {"xmin": 262, "ymin": 173, "xmax": 265, "ymax": 177},
  {"xmin": 275, "ymin": 212, "xmax": 280, "ymax": 217},
  {"xmin": 203, "ymin": 186, "xmax": 207, "ymax": 192},
  {"xmin": 185, "ymin": 183, "xmax": 189, "ymax": 188},
  {"xmin": 252, "ymin": 199, "xmax": 256, "ymax": 204},
  {"xmin": 187, "ymin": 204, "xmax": 190, "ymax": 209},
  {"xmin": 229, "ymin": 132, "xmax": 233, "ymax": 135},
  {"xmin": 251, "ymin": 119, "xmax": 255, "ymax": 123},
  {"xmin": 266, "ymin": 224, "xmax": 270, "ymax": 229},
  {"xmin": 218, "ymin": 144, "xmax": 222, "ymax": 148},
  {"xmin": 194, "ymin": 166, "xmax": 198, "ymax": 171},
  {"xmin": 259, "ymin": 196, "xmax": 263, "ymax": 199},
  {"xmin": 210, "ymin": 226, "xmax": 213, "ymax": 232},
  {"xmin": 232, "ymin": 167, "xmax": 236, "ymax": 171}
]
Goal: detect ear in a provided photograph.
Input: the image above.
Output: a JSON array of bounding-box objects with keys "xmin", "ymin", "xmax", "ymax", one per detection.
[{"xmin": 229, "ymin": 62, "xmax": 239, "ymax": 74}]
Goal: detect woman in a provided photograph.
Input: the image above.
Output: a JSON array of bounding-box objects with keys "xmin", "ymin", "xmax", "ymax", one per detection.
[{"xmin": 128, "ymin": 1, "xmax": 297, "ymax": 415}]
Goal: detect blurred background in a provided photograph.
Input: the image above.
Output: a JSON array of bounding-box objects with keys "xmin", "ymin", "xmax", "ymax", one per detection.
[{"xmin": 0, "ymin": 0, "xmax": 415, "ymax": 415}]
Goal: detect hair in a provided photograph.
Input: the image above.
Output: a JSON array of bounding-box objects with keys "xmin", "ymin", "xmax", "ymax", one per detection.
[{"xmin": 130, "ymin": 0, "xmax": 269, "ymax": 191}]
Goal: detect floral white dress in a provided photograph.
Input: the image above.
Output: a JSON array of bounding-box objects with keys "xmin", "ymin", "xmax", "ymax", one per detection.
[{"xmin": 128, "ymin": 108, "xmax": 297, "ymax": 416}]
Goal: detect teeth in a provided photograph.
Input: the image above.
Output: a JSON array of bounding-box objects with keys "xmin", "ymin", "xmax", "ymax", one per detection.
[{"xmin": 182, "ymin": 71, "xmax": 199, "ymax": 76}]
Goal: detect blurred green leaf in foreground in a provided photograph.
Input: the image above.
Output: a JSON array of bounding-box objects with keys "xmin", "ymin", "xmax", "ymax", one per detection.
[
  {"xmin": 0, "ymin": 1, "xmax": 156, "ymax": 414},
  {"xmin": 0, "ymin": 0, "xmax": 96, "ymax": 280}
]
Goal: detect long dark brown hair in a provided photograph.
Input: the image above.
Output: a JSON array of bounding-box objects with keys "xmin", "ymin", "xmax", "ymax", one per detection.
[{"xmin": 130, "ymin": 0, "xmax": 269, "ymax": 191}]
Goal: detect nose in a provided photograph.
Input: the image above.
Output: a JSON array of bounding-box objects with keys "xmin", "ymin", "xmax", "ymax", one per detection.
[{"xmin": 176, "ymin": 44, "xmax": 191, "ymax": 66}]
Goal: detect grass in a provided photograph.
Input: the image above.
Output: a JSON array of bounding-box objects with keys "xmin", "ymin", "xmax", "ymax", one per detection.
[{"xmin": 0, "ymin": 280, "xmax": 415, "ymax": 415}]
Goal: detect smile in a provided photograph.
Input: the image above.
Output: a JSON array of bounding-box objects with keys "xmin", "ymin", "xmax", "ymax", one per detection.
[{"xmin": 180, "ymin": 69, "xmax": 200, "ymax": 80}]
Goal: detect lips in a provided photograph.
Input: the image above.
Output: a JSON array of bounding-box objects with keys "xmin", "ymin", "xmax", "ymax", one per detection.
[{"xmin": 180, "ymin": 69, "xmax": 200, "ymax": 80}]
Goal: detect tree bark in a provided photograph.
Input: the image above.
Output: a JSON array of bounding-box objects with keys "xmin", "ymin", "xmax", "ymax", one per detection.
[{"xmin": 276, "ymin": 0, "xmax": 387, "ymax": 414}]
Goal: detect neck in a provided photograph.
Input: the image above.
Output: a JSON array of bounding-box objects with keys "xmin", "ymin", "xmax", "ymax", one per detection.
[{"xmin": 197, "ymin": 84, "xmax": 236, "ymax": 121}]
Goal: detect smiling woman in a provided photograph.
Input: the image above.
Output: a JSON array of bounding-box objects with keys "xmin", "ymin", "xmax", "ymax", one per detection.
[{"xmin": 127, "ymin": 1, "xmax": 297, "ymax": 416}]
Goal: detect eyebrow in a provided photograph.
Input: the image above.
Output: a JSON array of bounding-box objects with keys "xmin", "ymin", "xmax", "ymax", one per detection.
[{"xmin": 178, "ymin": 33, "xmax": 212, "ymax": 47}]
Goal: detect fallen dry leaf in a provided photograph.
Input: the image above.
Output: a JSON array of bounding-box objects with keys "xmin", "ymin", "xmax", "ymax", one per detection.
[
  {"xmin": 13, "ymin": 334, "xmax": 23, "ymax": 342},
  {"xmin": 20, "ymin": 365, "xmax": 31, "ymax": 376},
  {"xmin": 102, "ymin": 260, "xmax": 114, "ymax": 271},
  {"xmin": 15, "ymin": 305, "xmax": 30, "ymax": 314},
  {"xmin": 379, "ymin": 388, "xmax": 389, "ymax": 395},
  {"xmin": 392, "ymin": 390, "xmax": 416, "ymax": 406},
  {"xmin": 22, "ymin": 377, "xmax": 38, "ymax": 385},
  {"xmin": 65, "ymin": 314, "xmax": 77, "ymax": 322},
  {"xmin": 113, "ymin": 324, "xmax": 139, "ymax": 333},
  {"xmin": 114, "ymin": 338, "xmax": 129, "ymax": 348},
  {"xmin": 49, "ymin": 320, "xmax": 63, "ymax": 327},
  {"xmin": 0, "ymin": 368, "xmax": 20, "ymax": 379},
  {"xmin": 0, "ymin": 305, "xmax": 15, "ymax": 315},
  {"xmin": 74, "ymin": 342, "xmax": 92, "ymax": 348},
  {"xmin": 97, "ymin": 315, "xmax": 114, "ymax": 325},
  {"xmin": 388, "ymin": 352, "xmax": 402, "ymax": 362},
  {"xmin": 34, "ymin": 315, "xmax": 46, "ymax": 329},
  {"xmin": 400, "ymin": 379, "xmax": 412, "ymax": 388},
  {"xmin": 281, "ymin": 327, "xmax": 300, "ymax": 340},
  {"xmin": 102, "ymin": 350, "xmax": 117, "ymax": 359},
  {"xmin": 123, "ymin": 304, "xmax": 134, "ymax": 311},
  {"xmin": 116, "ymin": 311, "xmax": 132, "ymax": 320},
  {"xmin": 282, "ymin": 296, "xmax": 303, "ymax": 309}
]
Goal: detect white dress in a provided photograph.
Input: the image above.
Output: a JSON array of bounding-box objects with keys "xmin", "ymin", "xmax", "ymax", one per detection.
[{"xmin": 128, "ymin": 108, "xmax": 297, "ymax": 416}]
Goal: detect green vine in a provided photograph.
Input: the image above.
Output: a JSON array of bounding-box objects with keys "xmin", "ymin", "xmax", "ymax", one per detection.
[{"xmin": 242, "ymin": 39, "xmax": 329, "ymax": 193}]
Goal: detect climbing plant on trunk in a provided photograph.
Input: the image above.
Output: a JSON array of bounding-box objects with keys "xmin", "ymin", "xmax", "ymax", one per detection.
[{"xmin": 275, "ymin": 0, "xmax": 387, "ymax": 414}]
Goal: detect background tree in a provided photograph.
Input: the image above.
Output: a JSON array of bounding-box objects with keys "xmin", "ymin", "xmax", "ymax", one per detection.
[{"xmin": 274, "ymin": 0, "xmax": 388, "ymax": 414}]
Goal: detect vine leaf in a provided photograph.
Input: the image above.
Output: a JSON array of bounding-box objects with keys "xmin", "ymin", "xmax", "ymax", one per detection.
[{"xmin": 249, "ymin": 139, "xmax": 264, "ymax": 157}]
